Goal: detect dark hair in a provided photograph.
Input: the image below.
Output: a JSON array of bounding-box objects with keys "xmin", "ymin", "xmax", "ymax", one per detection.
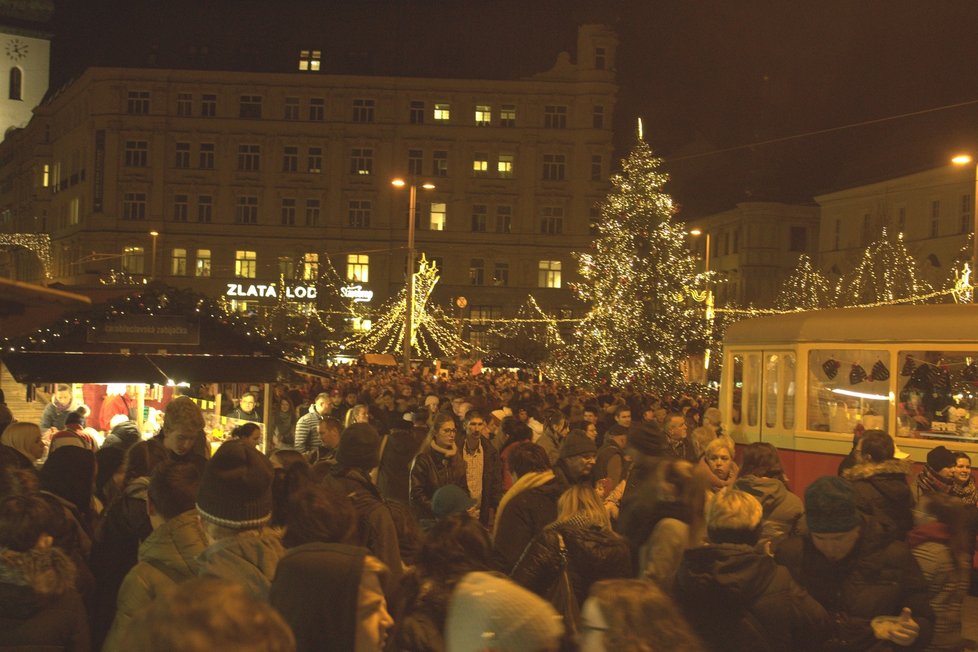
[
  {"xmin": 231, "ymin": 423, "xmax": 262, "ymax": 441},
  {"xmin": 269, "ymin": 449, "xmax": 308, "ymax": 471},
  {"xmin": 271, "ymin": 463, "xmax": 314, "ymax": 528},
  {"xmin": 508, "ymin": 442, "xmax": 551, "ymax": 476},
  {"xmin": 417, "ymin": 512, "xmax": 491, "ymax": 581},
  {"xmin": 500, "ymin": 418, "xmax": 532, "ymax": 446},
  {"xmin": 955, "ymin": 451, "xmax": 972, "ymax": 464},
  {"xmin": 282, "ymin": 483, "xmax": 357, "ymax": 548},
  {"xmin": 39, "ymin": 446, "xmax": 96, "ymax": 516},
  {"xmin": 463, "ymin": 409, "xmax": 485, "ymax": 425},
  {"xmin": 124, "ymin": 439, "xmax": 170, "ymax": 486},
  {"xmin": 148, "ymin": 460, "xmax": 202, "ymax": 521},
  {"xmin": 542, "ymin": 408, "xmax": 566, "ymax": 430},
  {"xmin": 0, "ymin": 494, "xmax": 56, "ymax": 552},
  {"xmin": 859, "ymin": 429, "xmax": 895, "ymax": 463},
  {"xmin": 739, "ymin": 442, "xmax": 786, "ymax": 481},
  {"xmin": 95, "ymin": 446, "xmax": 126, "ymax": 504},
  {"xmin": 614, "ymin": 404, "xmax": 631, "ymax": 418},
  {"xmin": 240, "ymin": 392, "xmax": 256, "ymax": 401}
]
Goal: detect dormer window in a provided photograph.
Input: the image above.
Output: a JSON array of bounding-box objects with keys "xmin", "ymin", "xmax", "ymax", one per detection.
[{"xmin": 298, "ymin": 49, "xmax": 321, "ymax": 71}]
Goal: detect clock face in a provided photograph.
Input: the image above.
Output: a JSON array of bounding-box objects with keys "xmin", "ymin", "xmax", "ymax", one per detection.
[{"xmin": 6, "ymin": 38, "xmax": 28, "ymax": 61}]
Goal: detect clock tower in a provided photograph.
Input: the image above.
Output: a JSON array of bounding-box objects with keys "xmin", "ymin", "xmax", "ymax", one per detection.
[{"xmin": 0, "ymin": 0, "xmax": 53, "ymax": 139}]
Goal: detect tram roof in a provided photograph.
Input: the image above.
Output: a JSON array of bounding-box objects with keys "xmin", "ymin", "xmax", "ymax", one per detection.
[{"xmin": 724, "ymin": 303, "xmax": 978, "ymax": 346}]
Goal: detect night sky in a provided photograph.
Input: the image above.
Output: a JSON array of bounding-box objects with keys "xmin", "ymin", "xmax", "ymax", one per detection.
[{"xmin": 49, "ymin": 0, "xmax": 978, "ymax": 217}]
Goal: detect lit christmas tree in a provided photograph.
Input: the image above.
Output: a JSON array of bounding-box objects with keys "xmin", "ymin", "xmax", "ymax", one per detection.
[
  {"xmin": 550, "ymin": 132, "xmax": 705, "ymax": 391},
  {"xmin": 489, "ymin": 295, "xmax": 564, "ymax": 367},
  {"xmin": 837, "ymin": 229, "xmax": 932, "ymax": 306},
  {"xmin": 774, "ymin": 254, "xmax": 834, "ymax": 311},
  {"xmin": 944, "ymin": 233, "xmax": 973, "ymax": 303}
]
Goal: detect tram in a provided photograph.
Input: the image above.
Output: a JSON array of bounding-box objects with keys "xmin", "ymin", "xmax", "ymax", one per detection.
[{"xmin": 721, "ymin": 303, "xmax": 978, "ymax": 492}]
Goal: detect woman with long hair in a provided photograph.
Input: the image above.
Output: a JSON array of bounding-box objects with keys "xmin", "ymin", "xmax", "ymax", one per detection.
[
  {"xmin": 1, "ymin": 421, "xmax": 46, "ymax": 469},
  {"xmin": 733, "ymin": 441, "xmax": 805, "ymax": 546},
  {"xmin": 409, "ymin": 413, "xmax": 466, "ymax": 521}
]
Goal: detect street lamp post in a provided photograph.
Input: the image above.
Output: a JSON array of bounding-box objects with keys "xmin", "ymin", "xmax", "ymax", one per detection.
[
  {"xmin": 392, "ymin": 179, "xmax": 434, "ymax": 374},
  {"xmin": 689, "ymin": 228, "xmax": 715, "ymax": 371},
  {"xmin": 951, "ymin": 155, "xmax": 978, "ymax": 280},
  {"xmin": 149, "ymin": 231, "xmax": 159, "ymax": 280}
]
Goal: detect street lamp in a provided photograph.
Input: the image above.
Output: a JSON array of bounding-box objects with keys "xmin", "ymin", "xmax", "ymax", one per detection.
[
  {"xmin": 951, "ymin": 154, "xmax": 978, "ymax": 281},
  {"xmin": 149, "ymin": 231, "xmax": 159, "ymax": 280},
  {"xmin": 392, "ymin": 178, "xmax": 435, "ymax": 373},
  {"xmin": 689, "ymin": 227, "xmax": 715, "ymax": 370}
]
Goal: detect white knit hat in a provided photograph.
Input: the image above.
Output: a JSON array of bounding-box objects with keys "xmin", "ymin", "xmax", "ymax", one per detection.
[{"xmin": 445, "ymin": 572, "xmax": 563, "ymax": 652}]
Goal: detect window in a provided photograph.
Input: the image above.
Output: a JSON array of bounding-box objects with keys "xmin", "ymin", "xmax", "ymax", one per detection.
[
  {"xmin": 469, "ymin": 258, "xmax": 485, "ymax": 285},
  {"xmin": 348, "ymin": 200, "xmax": 372, "ymax": 228},
  {"xmin": 350, "ymin": 148, "xmax": 373, "ymax": 175},
  {"xmin": 592, "ymin": 105, "xmax": 604, "ymax": 129},
  {"xmin": 493, "ymin": 261, "xmax": 509, "ymax": 286},
  {"xmin": 931, "ymin": 200, "xmax": 940, "ymax": 237},
  {"xmin": 283, "ymin": 146, "xmax": 298, "ymax": 172},
  {"xmin": 307, "ymin": 147, "xmax": 322, "ymax": 173},
  {"xmin": 472, "ymin": 152, "xmax": 489, "ymax": 176},
  {"xmin": 540, "ymin": 206, "xmax": 564, "ymax": 234},
  {"xmin": 237, "ymin": 144, "xmax": 261, "ymax": 171},
  {"xmin": 733, "ymin": 227, "xmax": 741, "ymax": 254},
  {"xmin": 281, "ymin": 198, "xmax": 296, "ymax": 226},
  {"xmin": 309, "ymin": 97, "xmax": 325, "ymax": 121},
  {"xmin": 200, "ymin": 94, "xmax": 217, "ymax": 117},
  {"xmin": 833, "ymin": 218, "xmax": 841, "ymax": 250},
  {"xmin": 538, "ymin": 260, "xmax": 562, "ymax": 288},
  {"xmin": 590, "ymin": 154, "xmax": 602, "ymax": 181},
  {"xmin": 235, "ymin": 250, "xmax": 257, "ymax": 278},
  {"xmin": 410, "ymin": 100, "xmax": 425, "ymax": 124},
  {"xmin": 279, "ymin": 257, "xmax": 295, "ymax": 279},
  {"xmin": 42, "ymin": 163, "xmax": 49, "ymax": 187},
  {"xmin": 898, "ymin": 207, "xmax": 906, "ymax": 234},
  {"xmin": 176, "ymin": 93, "xmax": 192, "ymax": 116},
  {"xmin": 347, "ymin": 254, "xmax": 369, "ymax": 282},
  {"xmin": 122, "ymin": 192, "xmax": 146, "ymax": 220},
  {"xmin": 239, "ymin": 95, "xmax": 262, "ymax": 118},
  {"xmin": 544, "ymin": 105, "xmax": 567, "ymax": 128},
  {"xmin": 284, "ymin": 97, "xmax": 299, "ymax": 120},
  {"xmin": 408, "ymin": 149, "xmax": 423, "ymax": 176},
  {"xmin": 433, "ymin": 102, "xmax": 450, "ymax": 121},
  {"xmin": 298, "ymin": 49, "xmax": 321, "ymax": 71},
  {"xmin": 352, "ymin": 98, "xmax": 374, "ymax": 122},
  {"xmin": 172, "ymin": 194, "xmax": 189, "ymax": 222},
  {"xmin": 595, "ymin": 47, "xmax": 606, "ymax": 70},
  {"xmin": 499, "ymin": 104, "xmax": 516, "ymax": 127},
  {"xmin": 498, "ymin": 153, "xmax": 514, "ymax": 178},
  {"xmin": 302, "ymin": 253, "xmax": 319, "ymax": 280},
  {"xmin": 495, "ymin": 205, "xmax": 512, "ymax": 233},
  {"xmin": 542, "ymin": 153, "xmax": 565, "ymax": 181},
  {"xmin": 808, "ymin": 349, "xmax": 890, "ymax": 434},
  {"xmin": 789, "ymin": 226, "xmax": 807, "ymax": 252},
  {"xmin": 235, "ymin": 195, "xmax": 259, "ymax": 224},
  {"xmin": 8, "ymin": 66, "xmax": 21, "ymax": 100},
  {"xmin": 305, "ymin": 198, "xmax": 320, "ymax": 226},
  {"xmin": 195, "ymin": 249, "xmax": 211, "ymax": 277},
  {"xmin": 127, "ymin": 91, "xmax": 150, "ymax": 114},
  {"xmin": 69, "ymin": 197, "xmax": 80, "ymax": 225},
  {"xmin": 197, "ymin": 195, "xmax": 213, "ymax": 223},
  {"xmin": 471, "ymin": 204, "xmax": 487, "ymax": 232},
  {"xmin": 432, "ymin": 151, "xmax": 448, "ymax": 177},
  {"xmin": 199, "ymin": 142, "xmax": 215, "ymax": 169},
  {"xmin": 475, "ymin": 104, "xmax": 491, "ymax": 126},
  {"xmin": 962, "ymin": 194, "xmax": 972, "ymax": 234},
  {"xmin": 124, "ymin": 141, "xmax": 148, "ymax": 167},
  {"xmin": 122, "ymin": 246, "xmax": 145, "ymax": 273},
  {"xmin": 175, "ymin": 142, "xmax": 190, "ymax": 168},
  {"xmin": 171, "ymin": 248, "xmax": 188, "ymax": 276},
  {"xmin": 430, "ymin": 202, "xmax": 446, "ymax": 230}
]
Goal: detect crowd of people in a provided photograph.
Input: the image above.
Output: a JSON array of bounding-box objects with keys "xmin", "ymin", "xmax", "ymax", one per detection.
[{"xmin": 0, "ymin": 366, "xmax": 976, "ymax": 651}]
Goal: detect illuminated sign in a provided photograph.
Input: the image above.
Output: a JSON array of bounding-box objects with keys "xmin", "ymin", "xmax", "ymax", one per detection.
[
  {"xmin": 340, "ymin": 284, "xmax": 374, "ymax": 303},
  {"xmin": 225, "ymin": 283, "xmax": 318, "ymax": 300}
]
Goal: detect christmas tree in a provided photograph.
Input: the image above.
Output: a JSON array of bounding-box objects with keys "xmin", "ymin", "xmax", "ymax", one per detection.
[
  {"xmin": 774, "ymin": 254, "xmax": 834, "ymax": 311},
  {"xmin": 837, "ymin": 229, "xmax": 932, "ymax": 306},
  {"xmin": 550, "ymin": 133, "xmax": 704, "ymax": 391},
  {"xmin": 490, "ymin": 295, "xmax": 564, "ymax": 367}
]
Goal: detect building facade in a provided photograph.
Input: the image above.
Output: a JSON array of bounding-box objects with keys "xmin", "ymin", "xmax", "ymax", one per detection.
[{"xmin": 0, "ymin": 0, "xmax": 52, "ymax": 137}]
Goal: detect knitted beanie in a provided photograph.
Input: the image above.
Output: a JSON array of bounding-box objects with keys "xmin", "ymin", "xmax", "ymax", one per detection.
[
  {"xmin": 805, "ymin": 475, "xmax": 859, "ymax": 533},
  {"xmin": 627, "ymin": 422, "xmax": 669, "ymax": 457},
  {"xmin": 336, "ymin": 423, "xmax": 381, "ymax": 470},
  {"xmin": 196, "ymin": 439, "xmax": 274, "ymax": 529},
  {"xmin": 559, "ymin": 429, "xmax": 597, "ymax": 459},
  {"xmin": 926, "ymin": 445, "xmax": 957, "ymax": 473},
  {"xmin": 445, "ymin": 572, "xmax": 563, "ymax": 652},
  {"xmin": 432, "ymin": 484, "xmax": 476, "ymax": 518}
]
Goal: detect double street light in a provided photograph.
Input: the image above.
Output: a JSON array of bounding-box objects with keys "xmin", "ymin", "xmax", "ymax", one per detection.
[{"xmin": 391, "ymin": 178, "xmax": 435, "ymax": 373}]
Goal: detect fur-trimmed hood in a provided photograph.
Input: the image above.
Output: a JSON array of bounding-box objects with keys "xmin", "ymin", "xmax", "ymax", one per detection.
[
  {"xmin": 0, "ymin": 547, "xmax": 76, "ymax": 619},
  {"xmin": 842, "ymin": 458, "xmax": 911, "ymax": 481}
]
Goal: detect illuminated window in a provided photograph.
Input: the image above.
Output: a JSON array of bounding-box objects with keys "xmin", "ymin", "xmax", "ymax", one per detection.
[
  {"xmin": 305, "ymin": 198, "xmax": 320, "ymax": 226},
  {"xmin": 127, "ymin": 91, "xmax": 150, "ymax": 114},
  {"xmin": 175, "ymin": 142, "xmax": 190, "ymax": 168},
  {"xmin": 540, "ymin": 206, "xmax": 564, "ymax": 234},
  {"xmin": 298, "ymin": 49, "xmax": 321, "ymax": 71},
  {"xmin": 352, "ymin": 316, "xmax": 372, "ymax": 332},
  {"xmin": 171, "ymin": 248, "xmax": 187, "ymax": 276},
  {"xmin": 302, "ymin": 253, "xmax": 319, "ymax": 280},
  {"xmin": 475, "ymin": 104, "xmax": 491, "ymax": 125},
  {"xmin": 172, "ymin": 194, "xmax": 188, "ymax": 222},
  {"xmin": 122, "ymin": 246, "xmax": 145, "ymax": 273},
  {"xmin": 472, "ymin": 153, "xmax": 489, "ymax": 176},
  {"xmin": 235, "ymin": 195, "xmax": 258, "ymax": 224},
  {"xmin": 42, "ymin": 164, "xmax": 49, "ymax": 187},
  {"xmin": 124, "ymin": 141, "xmax": 148, "ymax": 167},
  {"xmin": 500, "ymin": 104, "xmax": 516, "ymax": 127},
  {"xmin": 229, "ymin": 300, "xmax": 251, "ymax": 313},
  {"xmin": 68, "ymin": 197, "xmax": 80, "ymax": 225},
  {"xmin": 350, "ymin": 148, "xmax": 373, "ymax": 175},
  {"xmin": 542, "ymin": 154, "xmax": 565, "ymax": 181},
  {"xmin": 471, "ymin": 204, "xmax": 487, "ymax": 232},
  {"xmin": 239, "ymin": 95, "xmax": 262, "ymax": 119},
  {"xmin": 283, "ymin": 146, "xmax": 298, "ymax": 172},
  {"xmin": 538, "ymin": 260, "xmax": 562, "ymax": 288},
  {"xmin": 544, "ymin": 105, "xmax": 567, "ymax": 129},
  {"xmin": 469, "ymin": 258, "xmax": 485, "ymax": 285},
  {"xmin": 235, "ymin": 250, "xmax": 257, "ymax": 278},
  {"xmin": 408, "ymin": 149, "xmax": 423, "ymax": 176},
  {"xmin": 200, "ymin": 94, "xmax": 216, "ymax": 117},
  {"xmin": 495, "ymin": 205, "xmax": 512, "ymax": 233},
  {"xmin": 284, "ymin": 97, "xmax": 299, "ymax": 120},
  {"xmin": 198, "ymin": 143, "xmax": 215, "ymax": 169},
  {"xmin": 430, "ymin": 202, "xmax": 446, "ymax": 230},
  {"xmin": 348, "ymin": 200, "xmax": 372, "ymax": 228},
  {"xmin": 347, "ymin": 254, "xmax": 369, "ymax": 282},
  {"xmin": 176, "ymin": 93, "xmax": 192, "ymax": 116},
  {"xmin": 309, "ymin": 97, "xmax": 325, "ymax": 121},
  {"xmin": 307, "ymin": 147, "xmax": 322, "ymax": 173},
  {"xmin": 592, "ymin": 105, "xmax": 604, "ymax": 129},
  {"xmin": 195, "ymin": 249, "xmax": 211, "ymax": 277},
  {"xmin": 237, "ymin": 144, "xmax": 261, "ymax": 171},
  {"xmin": 197, "ymin": 195, "xmax": 212, "ymax": 223},
  {"xmin": 493, "ymin": 261, "xmax": 509, "ymax": 286},
  {"xmin": 432, "ymin": 151, "xmax": 448, "ymax": 177},
  {"xmin": 497, "ymin": 154, "xmax": 514, "ymax": 178},
  {"xmin": 409, "ymin": 100, "xmax": 425, "ymax": 124},
  {"xmin": 352, "ymin": 98, "xmax": 374, "ymax": 122},
  {"xmin": 281, "ymin": 198, "xmax": 296, "ymax": 226},
  {"xmin": 433, "ymin": 102, "xmax": 450, "ymax": 121},
  {"xmin": 122, "ymin": 192, "xmax": 146, "ymax": 220}
]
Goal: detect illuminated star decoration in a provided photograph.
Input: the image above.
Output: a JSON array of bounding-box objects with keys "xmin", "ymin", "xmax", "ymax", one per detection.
[{"xmin": 0, "ymin": 234, "xmax": 52, "ymax": 279}]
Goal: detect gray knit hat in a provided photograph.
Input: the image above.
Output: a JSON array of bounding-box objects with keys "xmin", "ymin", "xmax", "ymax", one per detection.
[{"xmin": 196, "ymin": 440, "xmax": 274, "ymax": 529}]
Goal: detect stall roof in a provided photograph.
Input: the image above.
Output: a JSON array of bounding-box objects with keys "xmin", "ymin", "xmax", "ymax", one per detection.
[{"xmin": 1, "ymin": 352, "xmax": 332, "ymax": 384}]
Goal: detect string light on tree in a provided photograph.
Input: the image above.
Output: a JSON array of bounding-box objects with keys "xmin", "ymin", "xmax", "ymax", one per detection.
[
  {"xmin": 837, "ymin": 229, "xmax": 932, "ymax": 306},
  {"xmin": 489, "ymin": 295, "xmax": 564, "ymax": 367},
  {"xmin": 775, "ymin": 254, "xmax": 835, "ymax": 311}
]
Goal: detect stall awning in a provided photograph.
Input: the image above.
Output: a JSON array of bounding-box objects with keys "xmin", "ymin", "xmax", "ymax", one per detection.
[{"xmin": 1, "ymin": 352, "xmax": 333, "ymax": 385}]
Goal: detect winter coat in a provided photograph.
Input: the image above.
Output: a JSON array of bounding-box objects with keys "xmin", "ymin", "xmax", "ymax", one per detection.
[
  {"xmin": 196, "ymin": 529, "xmax": 285, "ymax": 600},
  {"xmin": 226, "ymin": 407, "xmax": 261, "ymax": 423},
  {"xmin": 639, "ymin": 517, "xmax": 690, "ymax": 593},
  {"xmin": 40, "ymin": 398, "xmax": 81, "ymax": 432},
  {"xmin": 271, "ymin": 412, "xmax": 296, "ymax": 448},
  {"xmin": 492, "ymin": 475, "xmax": 567, "ymax": 573},
  {"xmin": 409, "ymin": 445, "xmax": 466, "ymax": 521},
  {"xmin": 536, "ymin": 428, "xmax": 562, "ymax": 467},
  {"xmin": 733, "ymin": 475, "xmax": 805, "ymax": 545},
  {"xmin": 676, "ymin": 543, "xmax": 830, "ymax": 652},
  {"xmin": 293, "ymin": 406, "xmax": 327, "ymax": 453},
  {"xmin": 511, "ymin": 513, "xmax": 633, "ymax": 607},
  {"xmin": 102, "ymin": 510, "xmax": 209, "ymax": 652},
  {"xmin": 842, "ymin": 459, "xmax": 915, "ymax": 542},
  {"xmin": 101, "ymin": 420, "xmax": 140, "ymax": 451},
  {"xmin": 593, "ymin": 438, "xmax": 628, "ymax": 489},
  {"xmin": 0, "ymin": 547, "xmax": 90, "ymax": 651},
  {"xmin": 456, "ymin": 434, "xmax": 504, "ymax": 528},
  {"xmin": 908, "ymin": 522, "xmax": 971, "ymax": 652},
  {"xmin": 775, "ymin": 522, "xmax": 935, "ymax": 651},
  {"xmin": 377, "ymin": 427, "xmax": 428, "ymax": 505}
]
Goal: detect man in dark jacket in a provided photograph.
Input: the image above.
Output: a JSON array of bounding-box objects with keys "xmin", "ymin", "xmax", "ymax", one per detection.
[
  {"xmin": 225, "ymin": 392, "xmax": 261, "ymax": 423},
  {"xmin": 458, "ymin": 409, "xmax": 503, "ymax": 528},
  {"xmin": 775, "ymin": 476, "xmax": 934, "ymax": 651},
  {"xmin": 676, "ymin": 488, "xmax": 830, "ymax": 651},
  {"xmin": 377, "ymin": 414, "xmax": 428, "ymax": 505},
  {"xmin": 840, "ymin": 429, "xmax": 914, "ymax": 542}
]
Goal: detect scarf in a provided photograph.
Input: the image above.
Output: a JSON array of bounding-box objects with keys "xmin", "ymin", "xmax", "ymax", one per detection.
[
  {"xmin": 950, "ymin": 474, "xmax": 978, "ymax": 506},
  {"xmin": 916, "ymin": 465, "xmax": 953, "ymax": 496},
  {"xmin": 430, "ymin": 440, "xmax": 457, "ymax": 458},
  {"xmin": 492, "ymin": 470, "xmax": 555, "ymax": 538}
]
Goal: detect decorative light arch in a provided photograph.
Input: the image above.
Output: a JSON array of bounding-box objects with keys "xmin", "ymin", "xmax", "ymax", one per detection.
[{"xmin": 0, "ymin": 234, "xmax": 52, "ymax": 278}]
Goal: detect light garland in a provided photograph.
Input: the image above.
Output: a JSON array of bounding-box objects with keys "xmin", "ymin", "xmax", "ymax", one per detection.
[
  {"xmin": 838, "ymin": 229, "xmax": 932, "ymax": 306},
  {"xmin": 0, "ymin": 234, "xmax": 52, "ymax": 278},
  {"xmin": 774, "ymin": 254, "xmax": 834, "ymax": 311}
]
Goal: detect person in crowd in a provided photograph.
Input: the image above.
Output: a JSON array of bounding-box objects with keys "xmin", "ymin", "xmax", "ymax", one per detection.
[
  {"xmin": 102, "ymin": 461, "xmax": 208, "ymax": 652},
  {"xmin": 840, "ymin": 429, "xmax": 914, "ymax": 542},
  {"xmin": 537, "ymin": 409, "xmax": 570, "ymax": 466},
  {"xmin": 377, "ymin": 413, "xmax": 428, "ymax": 505},
  {"xmin": 593, "ymin": 417, "xmax": 629, "ymax": 494},
  {"xmin": 664, "ymin": 412, "xmax": 698, "ymax": 463},
  {"xmin": 0, "ymin": 493, "xmax": 91, "ymax": 652},
  {"xmin": 580, "ymin": 578, "xmax": 705, "ymax": 652},
  {"xmin": 949, "ymin": 451, "xmax": 978, "ymax": 505},
  {"xmin": 444, "ymin": 571, "xmax": 563, "ymax": 652},
  {"xmin": 39, "ymin": 445, "xmax": 98, "ymax": 541},
  {"xmin": 676, "ymin": 488, "xmax": 830, "ymax": 651},
  {"xmin": 421, "ymin": 483, "xmax": 476, "ymax": 530},
  {"xmin": 511, "ymin": 484, "xmax": 632, "ymax": 608},
  {"xmin": 908, "ymin": 493, "xmax": 973, "ymax": 652},
  {"xmin": 0, "ymin": 401, "xmax": 13, "ymax": 436},
  {"xmin": 226, "ymin": 392, "xmax": 261, "ymax": 422},
  {"xmin": 499, "ymin": 418, "xmax": 534, "ymax": 491},
  {"xmin": 121, "ymin": 578, "xmax": 295, "ymax": 652},
  {"xmin": 1, "ymin": 421, "xmax": 46, "ymax": 469},
  {"xmin": 40, "ymin": 383, "xmax": 81, "ymax": 433},
  {"xmin": 269, "ymin": 448, "xmax": 308, "ymax": 471},
  {"xmin": 155, "ymin": 396, "xmax": 208, "ymax": 471},
  {"xmin": 53, "ymin": 411, "xmax": 100, "ymax": 450},
  {"xmin": 695, "ymin": 434, "xmax": 738, "ymax": 494},
  {"xmin": 487, "ymin": 407, "xmax": 512, "ymax": 450},
  {"xmin": 230, "ymin": 422, "xmax": 263, "ymax": 449},
  {"xmin": 914, "ymin": 445, "xmax": 958, "ymax": 501},
  {"xmin": 271, "ymin": 397, "xmax": 297, "ymax": 448},
  {"xmin": 775, "ymin": 475, "xmax": 934, "ymax": 651},
  {"xmin": 345, "ymin": 403, "xmax": 371, "ymax": 428},
  {"xmin": 94, "ymin": 446, "xmax": 126, "ymax": 507},
  {"xmin": 280, "ymin": 482, "xmax": 358, "ymax": 549},
  {"xmin": 101, "ymin": 414, "xmax": 141, "ymax": 452},
  {"xmin": 195, "ymin": 440, "xmax": 284, "ymax": 600},
  {"xmin": 98, "ymin": 386, "xmax": 137, "ymax": 433},
  {"xmin": 410, "ymin": 413, "xmax": 466, "ymax": 521},
  {"xmin": 732, "ymin": 441, "xmax": 804, "ymax": 546},
  {"xmin": 458, "ymin": 409, "xmax": 502, "ymax": 527},
  {"xmin": 293, "ymin": 392, "xmax": 330, "ymax": 455},
  {"xmin": 554, "ymin": 429, "xmax": 597, "ymax": 486},
  {"xmin": 391, "ymin": 513, "xmax": 493, "ymax": 651}
]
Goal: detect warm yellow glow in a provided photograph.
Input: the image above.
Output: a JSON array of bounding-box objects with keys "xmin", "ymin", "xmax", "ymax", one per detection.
[
  {"xmin": 952, "ymin": 154, "xmax": 974, "ymax": 165},
  {"xmin": 149, "ymin": 231, "xmax": 159, "ymax": 236},
  {"xmin": 689, "ymin": 228, "xmax": 703, "ymax": 236},
  {"xmin": 391, "ymin": 178, "xmax": 406, "ymax": 187},
  {"xmin": 422, "ymin": 183, "xmax": 435, "ymax": 190}
]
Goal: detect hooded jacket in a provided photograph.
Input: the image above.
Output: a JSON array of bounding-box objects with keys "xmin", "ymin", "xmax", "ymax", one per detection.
[
  {"xmin": 196, "ymin": 529, "xmax": 285, "ymax": 600},
  {"xmin": 101, "ymin": 420, "xmax": 141, "ymax": 451},
  {"xmin": 0, "ymin": 547, "xmax": 90, "ymax": 651},
  {"xmin": 676, "ymin": 543, "xmax": 830, "ymax": 652},
  {"xmin": 733, "ymin": 475, "xmax": 805, "ymax": 544},
  {"xmin": 842, "ymin": 458, "xmax": 914, "ymax": 542}
]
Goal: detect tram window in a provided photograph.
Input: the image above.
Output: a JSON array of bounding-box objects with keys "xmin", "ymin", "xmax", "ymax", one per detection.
[
  {"xmin": 784, "ymin": 353, "xmax": 796, "ymax": 429},
  {"xmin": 765, "ymin": 354, "xmax": 779, "ymax": 428},
  {"xmin": 731, "ymin": 355, "xmax": 743, "ymax": 425},
  {"xmin": 897, "ymin": 350, "xmax": 978, "ymax": 442},
  {"xmin": 747, "ymin": 353, "xmax": 761, "ymax": 427},
  {"xmin": 808, "ymin": 349, "xmax": 889, "ymax": 434}
]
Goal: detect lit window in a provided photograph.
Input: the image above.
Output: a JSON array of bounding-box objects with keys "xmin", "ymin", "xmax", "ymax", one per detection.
[
  {"xmin": 197, "ymin": 195, "xmax": 213, "ymax": 223},
  {"xmin": 472, "ymin": 153, "xmax": 489, "ymax": 176},
  {"xmin": 298, "ymin": 49, "xmax": 321, "ymax": 71},
  {"xmin": 124, "ymin": 141, "xmax": 149, "ymax": 167},
  {"xmin": 175, "ymin": 142, "xmax": 190, "ymax": 168},
  {"xmin": 352, "ymin": 98, "xmax": 374, "ymax": 122},
  {"xmin": 68, "ymin": 197, "xmax": 80, "ymax": 225},
  {"xmin": 200, "ymin": 94, "xmax": 217, "ymax": 117},
  {"xmin": 122, "ymin": 246, "xmax": 145, "ymax": 273},
  {"xmin": 176, "ymin": 93, "xmax": 192, "ymax": 116},
  {"xmin": 302, "ymin": 253, "xmax": 319, "ymax": 280},
  {"xmin": 122, "ymin": 192, "xmax": 147, "ymax": 220},
  {"xmin": 350, "ymin": 148, "xmax": 373, "ymax": 175},
  {"xmin": 495, "ymin": 205, "xmax": 512, "ymax": 233},
  {"xmin": 235, "ymin": 195, "xmax": 259, "ymax": 224},
  {"xmin": 469, "ymin": 258, "xmax": 485, "ymax": 285},
  {"xmin": 500, "ymin": 104, "xmax": 516, "ymax": 127},
  {"xmin": 195, "ymin": 249, "xmax": 211, "ymax": 277},
  {"xmin": 433, "ymin": 102, "xmax": 450, "ymax": 121},
  {"xmin": 542, "ymin": 153, "xmax": 565, "ymax": 181},
  {"xmin": 283, "ymin": 146, "xmax": 298, "ymax": 172},
  {"xmin": 307, "ymin": 147, "xmax": 323, "ymax": 173},
  {"xmin": 348, "ymin": 200, "xmax": 372, "ymax": 228},
  {"xmin": 127, "ymin": 91, "xmax": 150, "ymax": 114},
  {"xmin": 471, "ymin": 204, "xmax": 487, "ymax": 232},
  {"xmin": 235, "ymin": 250, "xmax": 257, "ymax": 278},
  {"xmin": 239, "ymin": 95, "xmax": 262, "ymax": 119},
  {"xmin": 540, "ymin": 206, "xmax": 564, "ymax": 234},
  {"xmin": 538, "ymin": 260, "xmax": 562, "ymax": 288},
  {"xmin": 171, "ymin": 248, "xmax": 187, "ymax": 276},
  {"xmin": 352, "ymin": 317, "xmax": 372, "ymax": 332},
  {"xmin": 237, "ymin": 144, "xmax": 261, "ymax": 171},
  {"xmin": 42, "ymin": 164, "xmax": 49, "ymax": 187},
  {"xmin": 172, "ymin": 194, "xmax": 188, "ymax": 222},
  {"xmin": 281, "ymin": 198, "xmax": 296, "ymax": 226},
  {"xmin": 347, "ymin": 254, "xmax": 369, "ymax": 282},
  {"xmin": 309, "ymin": 97, "xmax": 325, "ymax": 121},
  {"xmin": 475, "ymin": 104, "xmax": 491, "ymax": 125},
  {"xmin": 544, "ymin": 105, "xmax": 567, "ymax": 129},
  {"xmin": 498, "ymin": 154, "xmax": 514, "ymax": 178},
  {"xmin": 432, "ymin": 151, "xmax": 448, "ymax": 177},
  {"xmin": 284, "ymin": 97, "xmax": 300, "ymax": 120},
  {"xmin": 430, "ymin": 202, "xmax": 446, "ymax": 230},
  {"xmin": 305, "ymin": 198, "xmax": 320, "ymax": 226},
  {"xmin": 409, "ymin": 100, "xmax": 425, "ymax": 124}
]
